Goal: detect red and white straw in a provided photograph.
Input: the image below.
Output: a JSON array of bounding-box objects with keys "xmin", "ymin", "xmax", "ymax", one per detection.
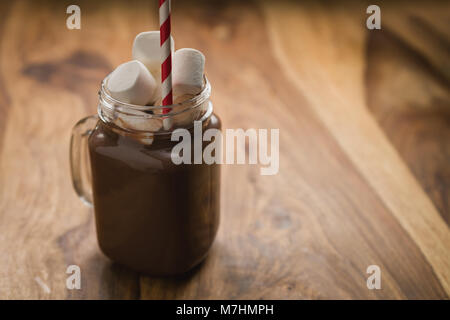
[{"xmin": 159, "ymin": 0, "xmax": 173, "ymax": 113}]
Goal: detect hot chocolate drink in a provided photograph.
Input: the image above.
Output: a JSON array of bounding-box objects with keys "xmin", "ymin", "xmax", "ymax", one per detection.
[{"xmin": 87, "ymin": 114, "xmax": 221, "ymax": 275}]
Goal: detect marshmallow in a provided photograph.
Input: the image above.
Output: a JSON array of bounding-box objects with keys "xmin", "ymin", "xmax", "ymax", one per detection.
[
  {"xmin": 107, "ymin": 60, "xmax": 157, "ymax": 105},
  {"xmin": 112, "ymin": 123, "xmax": 158, "ymax": 146},
  {"xmin": 153, "ymin": 93, "xmax": 204, "ymax": 129},
  {"xmin": 154, "ymin": 93, "xmax": 195, "ymax": 107},
  {"xmin": 115, "ymin": 116, "xmax": 162, "ymax": 132},
  {"xmin": 172, "ymin": 48, "xmax": 205, "ymax": 97},
  {"xmin": 114, "ymin": 115, "xmax": 162, "ymax": 145},
  {"xmin": 132, "ymin": 31, "xmax": 175, "ymax": 80}
]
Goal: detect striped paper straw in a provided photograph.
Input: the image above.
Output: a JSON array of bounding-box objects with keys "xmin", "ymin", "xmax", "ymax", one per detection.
[{"xmin": 159, "ymin": 0, "xmax": 173, "ymax": 113}]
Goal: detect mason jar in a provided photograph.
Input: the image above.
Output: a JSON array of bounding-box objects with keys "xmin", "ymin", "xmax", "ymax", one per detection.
[{"xmin": 70, "ymin": 76, "xmax": 221, "ymax": 275}]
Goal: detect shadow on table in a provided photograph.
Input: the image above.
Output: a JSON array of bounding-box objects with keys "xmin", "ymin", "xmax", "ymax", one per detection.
[
  {"xmin": 138, "ymin": 257, "xmax": 210, "ymax": 300},
  {"xmin": 94, "ymin": 246, "xmax": 214, "ymax": 299}
]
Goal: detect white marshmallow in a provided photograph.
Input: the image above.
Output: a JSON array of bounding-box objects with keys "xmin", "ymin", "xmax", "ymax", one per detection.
[
  {"xmin": 107, "ymin": 60, "xmax": 156, "ymax": 105},
  {"xmin": 132, "ymin": 31, "xmax": 175, "ymax": 80},
  {"xmin": 115, "ymin": 116, "xmax": 162, "ymax": 132},
  {"xmin": 154, "ymin": 93, "xmax": 202, "ymax": 129},
  {"xmin": 154, "ymin": 93, "xmax": 195, "ymax": 107},
  {"xmin": 172, "ymin": 48, "xmax": 205, "ymax": 97},
  {"xmin": 113, "ymin": 117, "xmax": 160, "ymax": 145}
]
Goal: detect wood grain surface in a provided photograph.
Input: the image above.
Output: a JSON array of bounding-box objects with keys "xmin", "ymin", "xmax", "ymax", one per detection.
[{"xmin": 0, "ymin": 0, "xmax": 449, "ymax": 299}]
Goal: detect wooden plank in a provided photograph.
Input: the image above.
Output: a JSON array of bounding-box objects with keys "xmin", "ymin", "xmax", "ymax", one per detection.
[
  {"xmin": 0, "ymin": 0, "xmax": 146, "ymax": 300},
  {"xmin": 366, "ymin": 3, "xmax": 450, "ymax": 224},
  {"xmin": 0, "ymin": 0, "xmax": 448, "ymax": 299},
  {"xmin": 262, "ymin": 0, "xmax": 450, "ymax": 295}
]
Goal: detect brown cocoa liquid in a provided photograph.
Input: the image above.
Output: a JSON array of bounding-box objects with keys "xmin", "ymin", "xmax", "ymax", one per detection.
[{"xmin": 88, "ymin": 115, "xmax": 221, "ymax": 275}]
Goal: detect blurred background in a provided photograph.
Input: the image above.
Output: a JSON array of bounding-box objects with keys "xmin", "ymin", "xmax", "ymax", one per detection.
[{"xmin": 0, "ymin": 0, "xmax": 448, "ymax": 299}]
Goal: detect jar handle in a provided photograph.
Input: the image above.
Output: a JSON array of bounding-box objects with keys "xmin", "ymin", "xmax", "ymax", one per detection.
[{"xmin": 70, "ymin": 115, "xmax": 98, "ymax": 207}]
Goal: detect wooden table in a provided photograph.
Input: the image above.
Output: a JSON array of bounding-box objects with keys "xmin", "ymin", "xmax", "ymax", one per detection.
[{"xmin": 0, "ymin": 0, "xmax": 449, "ymax": 299}]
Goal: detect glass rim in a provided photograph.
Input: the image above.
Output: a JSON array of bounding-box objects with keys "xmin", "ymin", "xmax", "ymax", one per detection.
[{"xmin": 99, "ymin": 74, "xmax": 211, "ymax": 113}]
